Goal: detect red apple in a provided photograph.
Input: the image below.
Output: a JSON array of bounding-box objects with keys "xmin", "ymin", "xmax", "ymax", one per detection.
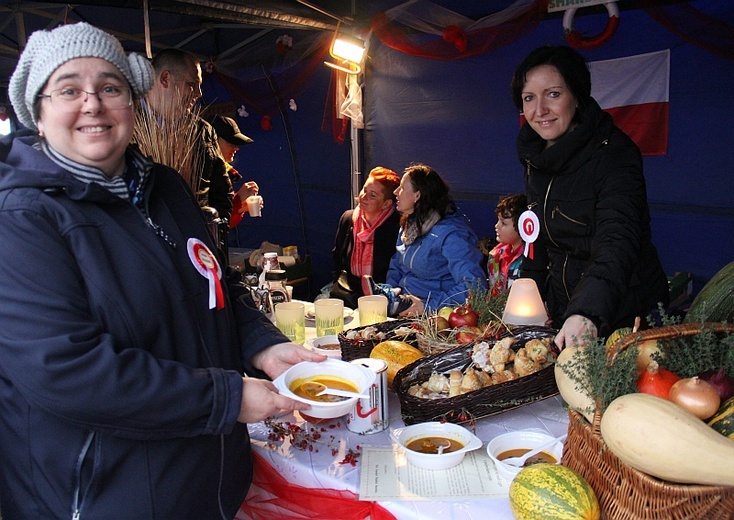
[
  {"xmin": 455, "ymin": 326, "xmax": 481, "ymax": 344},
  {"xmin": 448, "ymin": 305, "xmax": 479, "ymax": 329}
]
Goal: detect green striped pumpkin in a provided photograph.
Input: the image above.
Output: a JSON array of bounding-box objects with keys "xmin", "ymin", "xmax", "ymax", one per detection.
[
  {"xmin": 708, "ymin": 396, "xmax": 734, "ymax": 439},
  {"xmin": 684, "ymin": 260, "xmax": 734, "ymax": 323},
  {"xmin": 509, "ymin": 463, "xmax": 600, "ymax": 520}
]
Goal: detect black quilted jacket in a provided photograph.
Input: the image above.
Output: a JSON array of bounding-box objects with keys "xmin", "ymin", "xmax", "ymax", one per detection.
[{"xmin": 517, "ymin": 98, "xmax": 668, "ymax": 336}]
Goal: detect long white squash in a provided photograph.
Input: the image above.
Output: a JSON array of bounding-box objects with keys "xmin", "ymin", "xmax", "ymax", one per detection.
[
  {"xmin": 554, "ymin": 344, "xmax": 596, "ymax": 423},
  {"xmin": 600, "ymin": 393, "xmax": 734, "ymax": 486}
]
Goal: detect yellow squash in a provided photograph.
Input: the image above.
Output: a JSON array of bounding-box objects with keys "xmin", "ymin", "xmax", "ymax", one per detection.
[
  {"xmin": 600, "ymin": 393, "xmax": 734, "ymax": 486},
  {"xmin": 554, "ymin": 344, "xmax": 595, "ymax": 423}
]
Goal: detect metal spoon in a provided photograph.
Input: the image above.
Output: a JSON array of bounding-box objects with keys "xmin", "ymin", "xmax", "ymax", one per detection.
[{"xmin": 502, "ymin": 433, "xmax": 567, "ymax": 467}]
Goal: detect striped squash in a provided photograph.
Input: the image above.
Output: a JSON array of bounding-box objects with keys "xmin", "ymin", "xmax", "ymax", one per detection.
[
  {"xmin": 684, "ymin": 260, "xmax": 734, "ymax": 323},
  {"xmin": 708, "ymin": 396, "xmax": 734, "ymax": 439},
  {"xmin": 509, "ymin": 463, "xmax": 600, "ymax": 520}
]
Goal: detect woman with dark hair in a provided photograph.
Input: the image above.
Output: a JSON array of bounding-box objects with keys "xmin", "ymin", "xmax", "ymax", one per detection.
[
  {"xmin": 329, "ymin": 166, "xmax": 401, "ymax": 308},
  {"xmin": 380, "ymin": 164, "xmax": 487, "ymax": 316},
  {"xmin": 511, "ymin": 45, "xmax": 668, "ymax": 348}
]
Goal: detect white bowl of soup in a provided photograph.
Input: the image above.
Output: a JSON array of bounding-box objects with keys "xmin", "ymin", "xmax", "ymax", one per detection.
[
  {"xmin": 272, "ymin": 359, "xmax": 375, "ymax": 419},
  {"xmin": 486, "ymin": 430, "xmax": 564, "ymax": 481},
  {"xmin": 305, "ymin": 335, "xmax": 342, "ymax": 359},
  {"xmin": 390, "ymin": 422, "xmax": 482, "ymax": 470}
]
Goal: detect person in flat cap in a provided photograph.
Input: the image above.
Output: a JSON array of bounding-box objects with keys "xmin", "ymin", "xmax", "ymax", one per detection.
[
  {"xmin": 207, "ymin": 114, "xmax": 261, "ymax": 228},
  {"xmin": 0, "ymin": 22, "xmax": 322, "ymax": 520}
]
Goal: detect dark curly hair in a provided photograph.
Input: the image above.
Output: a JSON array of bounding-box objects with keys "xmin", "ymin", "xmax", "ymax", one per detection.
[
  {"xmin": 511, "ymin": 45, "xmax": 591, "ymax": 121},
  {"xmin": 495, "ymin": 193, "xmax": 527, "ymax": 232},
  {"xmin": 399, "ymin": 164, "xmax": 456, "ymax": 233}
]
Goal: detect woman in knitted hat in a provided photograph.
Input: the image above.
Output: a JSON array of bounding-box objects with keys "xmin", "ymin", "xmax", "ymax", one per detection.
[{"xmin": 0, "ymin": 22, "xmax": 323, "ymax": 519}]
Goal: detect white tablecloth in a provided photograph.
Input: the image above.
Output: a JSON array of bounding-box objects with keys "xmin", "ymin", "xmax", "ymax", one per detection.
[
  {"xmin": 249, "ymin": 303, "xmax": 568, "ymax": 519},
  {"xmin": 246, "ymin": 393, "xmax": 568, "ymax": 520}
]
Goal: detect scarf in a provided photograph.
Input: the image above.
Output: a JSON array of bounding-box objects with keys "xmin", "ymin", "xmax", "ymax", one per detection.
[
  {"xmin": 350, "ymin": 205, "xmax": 394, "ymax": 277},
  {"xmin": 40, "ymin": 141, "xmax": 176, "ymax": 249},
  {"xmin": 401, "ymin": 210, "xmax": 441, "ymax": 246},
  {"xmin": 488, "ymin": 242, "xmax": 525, "ymax": 294}
]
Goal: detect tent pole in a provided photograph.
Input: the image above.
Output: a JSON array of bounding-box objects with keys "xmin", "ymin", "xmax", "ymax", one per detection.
[{"xmin": 350, "ymin": 122, "xmax": 361, "ymax": 209}]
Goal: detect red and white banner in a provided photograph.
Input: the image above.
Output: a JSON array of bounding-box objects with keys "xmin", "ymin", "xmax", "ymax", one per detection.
[{"xmin": 589, "ymin": 49, "xmax": 670, "ymax": 156}]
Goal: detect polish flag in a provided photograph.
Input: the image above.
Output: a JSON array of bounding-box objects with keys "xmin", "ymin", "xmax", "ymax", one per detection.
[{"xmin": 589, "ymin": 49, "xmax": 670, "ymax": 156}]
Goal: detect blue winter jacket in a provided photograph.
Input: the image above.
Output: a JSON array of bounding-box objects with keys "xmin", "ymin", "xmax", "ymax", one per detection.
[
  {"xmin": 0, "ymin": 133, "xmax": 288, "ymax": 519},
  {"xmin": 386, "ymin": 213, "xmax": 487, "ymax": 311}
]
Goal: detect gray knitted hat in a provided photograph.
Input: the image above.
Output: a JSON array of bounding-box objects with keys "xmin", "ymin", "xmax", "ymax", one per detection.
[{"xmin": 9, "ymin": 22, "xmax": 154, "ymax": 131}]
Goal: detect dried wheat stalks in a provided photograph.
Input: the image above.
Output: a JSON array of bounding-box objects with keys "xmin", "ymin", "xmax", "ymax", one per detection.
[{"xmin": 133, "ymin": 95, "xmax": 203, "ymax": 194}]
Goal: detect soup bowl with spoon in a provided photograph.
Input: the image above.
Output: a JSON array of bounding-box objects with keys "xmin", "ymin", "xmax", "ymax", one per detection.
[
  {"xmin": 486, "ymin": 430, "xmax": 565, "ymax": 481},
  {"xmin": 272, "ymin": 359, "xmax": 375, "ymax": 419},
  {"xmin": 390, "ymin": 422, "xmax": 482, "ymax": 470}
]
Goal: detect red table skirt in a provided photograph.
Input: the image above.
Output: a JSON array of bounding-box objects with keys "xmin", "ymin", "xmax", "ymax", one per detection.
[{"xmin": 238, "ymin": 451, "xmax": 397, "ymax": 520}]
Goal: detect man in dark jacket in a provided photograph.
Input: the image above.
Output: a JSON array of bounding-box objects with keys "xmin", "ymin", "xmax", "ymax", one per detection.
[{"xmin": 145, "ymin": 48, "xmax": 234, "ymax": 224}]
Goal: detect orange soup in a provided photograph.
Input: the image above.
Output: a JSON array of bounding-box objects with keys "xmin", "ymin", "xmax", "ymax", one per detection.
[
  {"xmin": 405, "ymin": 436, "xmax": 464, "ymax": 454},
  {"xmin": 291, "ymin": 377, "xmax": 358, "ymax": 403},
  {"xmin": 497, "ymin": 448, "xmax": 557, "ymax": 466},
  {"xmin": 314, "ymin": 343, "xmax": 340, "ymax": 350}
]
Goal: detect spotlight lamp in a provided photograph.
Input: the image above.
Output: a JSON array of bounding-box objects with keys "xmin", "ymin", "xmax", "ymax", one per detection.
[{"xmin": 325, "ymin": 20, "xmax": 365, "ymax": 74}]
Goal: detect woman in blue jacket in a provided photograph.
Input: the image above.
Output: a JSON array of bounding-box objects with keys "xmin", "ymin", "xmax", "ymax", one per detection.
[
  {"xmin": 386, "ymin": 164, "xmax": 487, "ymax": 315},
  {"xmin": 0, "ymin": 23, "xmax": 322, "ymax": 519}
]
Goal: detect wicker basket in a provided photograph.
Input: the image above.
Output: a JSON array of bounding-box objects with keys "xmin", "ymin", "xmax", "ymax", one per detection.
[
  {"xmin": 338, "ymin": 319, "xmax": 415, "ymax": 361},
  {"xmin": 561, "ymin": 323, "xmax": 734, "ymax": 520},
  {"xmin": 393, "ymin": 326, "xmax": 559, "ymax": 425}
]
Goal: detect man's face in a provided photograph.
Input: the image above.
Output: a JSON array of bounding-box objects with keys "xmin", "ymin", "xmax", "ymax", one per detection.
[
  {"xmin": 168, "ymin": 60, "xmax": 202, "ymax": 112},
  {"xmin": 219, "ymin": 140, "xmax": 240, "ymax": 163}
]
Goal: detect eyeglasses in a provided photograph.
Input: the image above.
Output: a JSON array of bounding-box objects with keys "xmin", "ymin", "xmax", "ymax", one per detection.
[{"xmin": 37, "ymin": 85, "xmax": 132, "ymax": 112}]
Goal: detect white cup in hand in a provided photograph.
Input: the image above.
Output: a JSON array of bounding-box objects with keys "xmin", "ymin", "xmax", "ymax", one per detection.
[{"xmin": 246, "ymin": 195, "xmax": 263, "ymax": 217}]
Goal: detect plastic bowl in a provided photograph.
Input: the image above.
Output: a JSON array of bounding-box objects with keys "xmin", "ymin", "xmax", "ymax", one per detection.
[
  {"xmin": 272, "ymin": 359, "xmax": 374, "ymax": 419},
  {"xmin": 390, "ymin": 422, "xmax": 482, "ymax": 470},
  {"xmin": 486, "ymin": 430, "xmax": 564, "ymax": 481},
  {"xmin": 305, "ymin": 335, "xmax": 342, "ymax": 359}
]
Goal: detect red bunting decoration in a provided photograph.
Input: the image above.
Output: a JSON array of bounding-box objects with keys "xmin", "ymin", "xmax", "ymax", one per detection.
[
  {"xmin": 442, "ymin": 25, "xmax": 467, "ymax": 52},
  {"xmin": 276, "ymin": 34, "xmax": 293, "ymax": 55}
]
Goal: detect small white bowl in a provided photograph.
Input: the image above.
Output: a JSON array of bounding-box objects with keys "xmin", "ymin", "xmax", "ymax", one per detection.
[
  {"xmin": 305, "ymin": 335, "xmax": 342, "ymax": 359},
  {"xmin": 486, "ymin": 430, "xmax": 564, "ymax": 481},
  {"xmin": 390, "ymin": 422, "xmax": 482, "ymax": 470},
  {"xmin": 272, "ymin": 359, "xmax": 374, "ymax": 419}
]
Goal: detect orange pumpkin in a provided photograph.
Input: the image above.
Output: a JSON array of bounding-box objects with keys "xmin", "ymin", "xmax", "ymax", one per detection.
[{"xmin": 370, "ymin": 340, "xmax": 424, "ymax": 389}]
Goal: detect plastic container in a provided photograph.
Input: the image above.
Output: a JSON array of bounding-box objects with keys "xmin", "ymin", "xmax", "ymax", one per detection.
[
  {"xmin": 259, "ymin": 251, "xmax": 279, "ymax": 288},
  {"xmin": 265, "ymin": 269, "xmax": 289, "ymax": 306}
]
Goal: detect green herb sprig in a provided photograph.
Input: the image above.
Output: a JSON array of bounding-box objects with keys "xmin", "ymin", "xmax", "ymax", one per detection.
[
  {"xmin": 656, "ymin": 323, "xmax": 734, "ymax": 379},
  {"xmin": 559, "ymin": 336, "xmax": 639, "ymax": 416},
  {"xmin": 468, "ymin": 281, "xmax": 508, "ymax": 329}
]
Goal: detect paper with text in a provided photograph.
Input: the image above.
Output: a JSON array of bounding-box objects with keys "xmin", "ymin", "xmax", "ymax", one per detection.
[{"xmin": 359, "ymin": 446, "xmax": 510, "ymax": 501}]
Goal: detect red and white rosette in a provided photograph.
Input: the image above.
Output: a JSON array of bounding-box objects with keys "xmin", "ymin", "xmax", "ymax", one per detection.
[
  {"xmin": 518, "ymin": 210, "xmax": 540, "ymax": 260},
  {"xmin": 187, "ymin": 238, "xmax": 224, "ymax": 310}
]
